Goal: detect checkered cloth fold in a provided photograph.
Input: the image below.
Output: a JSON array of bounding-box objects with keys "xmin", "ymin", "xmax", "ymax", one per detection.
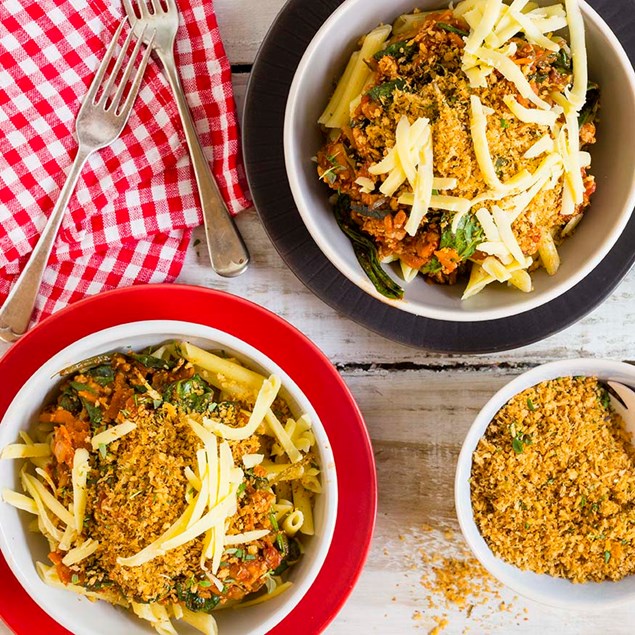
[{"xmin": 0, "ymin": 0, "xmax": 251, "ymax": 323}]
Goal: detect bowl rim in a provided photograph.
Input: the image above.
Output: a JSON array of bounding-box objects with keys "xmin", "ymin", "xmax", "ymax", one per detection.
[
  {"xmin": 0, "ymin": 319, "xmax": 338, "ymax": 635},
  {"xmin": 454, "ymin": 358, "xmax": 635, "ymax": 609},
  {"xmin": 283, "ymin": 0, "xmax": 635, "ymax": 323}
]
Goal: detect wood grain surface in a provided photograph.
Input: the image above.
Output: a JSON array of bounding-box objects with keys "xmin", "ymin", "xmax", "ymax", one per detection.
[{"xmin": 1, "ymin": 1, "xmax": 634, "ymax": 633}]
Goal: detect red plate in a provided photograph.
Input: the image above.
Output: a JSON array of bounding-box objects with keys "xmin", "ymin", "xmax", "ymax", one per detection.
[{"xmin": 0, "ymin": 284, "xmax": 376, "ymax": 635}]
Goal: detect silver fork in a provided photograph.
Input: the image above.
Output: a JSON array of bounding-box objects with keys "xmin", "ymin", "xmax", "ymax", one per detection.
[
  {"xmin": 123, "ymin": 0, "xmax": 250, "ymax": 278},
  {"xmin": 0, "ymin": 19, "xmax": 154, "ymax": 343}
]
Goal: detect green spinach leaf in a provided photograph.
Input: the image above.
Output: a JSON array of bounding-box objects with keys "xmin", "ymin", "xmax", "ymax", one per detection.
[
  {"xmin": 579, "ymin": 83, "xmax": 600, "ymax": 127},
  {"xmin": 334, "ymin": 195, "xmax": 404, "ymax": 300},
  {"xmin": 374, "ymin": 40, "xmax": 416, "ymax": 61},
  {"xmin": 163, "ymin": 375, "xmax": 216, "ymax": 414},
  {"xmin": 128, "ymin": 352, "xmax": 174, "ymax": 370},
  {"xmin": 87, "ymin": 365, "xmax": 115, "ymax": 386},
  {"xmin": 81, "ymin": 398, "xmax": 102, "ymax": 426},
  {"xmin": 437, "ymin": 22, "xmax": 469, "ymax": 37},
  {"xmin": 367, "ymin": 78, "xmax": 408, "ymax": 102}
]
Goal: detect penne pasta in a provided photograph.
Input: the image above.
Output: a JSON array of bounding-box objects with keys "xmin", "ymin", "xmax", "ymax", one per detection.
[
  {"xmin": 3, "ymin": 341, "xmax": 322, "ymax": 635},
  {"xmin": 392, "ymin": 10, "xmax": 438, "ymax": 35},
  {"xmin": 324, "ymin": 24, "xmax": 392, "ymax": 128}
]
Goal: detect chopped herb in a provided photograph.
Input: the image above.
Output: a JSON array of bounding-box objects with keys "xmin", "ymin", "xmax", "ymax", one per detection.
[
  {"xmin": 163, "ymin": 375, "xmax": 215, "ymax": 414},
  {"xmin": 529, "ymin": 71, "xmax": 548, "ymax": 84},
  {"xmin": 198, "ymin": 579, "xmax": 211, "ymax": 588},
  {"xmin": 270, "ymin": 513, "xmax": 279, "ymax": 531},
  {"xmin": 500, "ymin": 118, "xmax": 509, "ymax": 129},
  {"xmin": 494, "ymin": 157, "xmax": 508, "ymax": 175},
  {"xmin": 579, "ymin": 495, "xmax": 587, "ymax": 508},
  {"xmin": 276, "ymin": 533, "xmax": 285, "ymax": 551},
  {"xmin": 524, "ymin": 522, "xmax": 530, "ymax": 529},
  {"xmin": 604, "ymin": 550, "xmax": 611, "ymax": 563},
  {"xmin": 421, "ymin": 213, "xmax": 485, "ymax": 276},
  {"xmin": 244, "ymin": 554, "xmax": 256, "ymax": 561},
  {"xmin": 319, "ymin": 165, "xmax": 339, "ymax": 184},
  {"xmin": 120, "ymin": 409, "xmax": 130, "ymax": 418},
  {"xmin": 244, "ymin": 468, "xmax": 270, "ymax": 490},
  {"xmin": 512, "ymin": 437, "xmax": 525, "ymax": 454},
  {"xmin": 98, "ymin": 443, "xmax": 107, "ymax": 459},
  {"xmin": 234, "ymin": 549, "xmax": 244, "ymax": 559},
  {"xmin": 71, "ymin": 574, "xmax": 79, "ymax": 585},
  {"xmin": 554, "ymin": 48, "xmax": 572, "ymax": 73},
  {"xmin": 175, "ymin": 580, "xmax": 221, "ymax": 612},
  {"xmin": 437, "ymin": 22, "xmax": 469, "ymax": 37},
  {"xmin": 237, "ymin": 482, "xmax": 246, "ymax": 495},
  {"xmin": 527, "ymin": 398, "xmax": 537, "ymax": 412},
  {"xmin": 599, "ymin": 388, "xmax": 611, "ymax": 410},
  {"xmin": 511, "ymin": 423, "xmax": 532, "ymax": 455}
]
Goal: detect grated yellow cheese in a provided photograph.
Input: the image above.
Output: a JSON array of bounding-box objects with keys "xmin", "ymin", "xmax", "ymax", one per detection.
[
  {"xmin": 469, "ymin": 95, "xmax": 504, "ymax": 189},
  {"xmin": 62, "ymin": 538, "xmax": 99, "ymax": 566},
  {"xmin": 564, "ymin": 0, "xmax": 588, "ymax": 110},
  {"xmin": 503, "ymin": 95, "xmax": 560, "ymax": 126},
  {"xmin": 206, "ymin": 375, "xmax": 281, "ymax": 441},
  {"xmin": 91, "ymin": 421, "xmax": 136, "ymax": 450},
  {"xmin": 523, "ymin": 133, "xmax": 554, "ymax": 159},
  {"xmin": 465, "ymin": 0, "xmax": 504, "ymax": 54},
  {"xmin": 224, "ymin": 529, "xmax": 270, "ymax": 545},
  {"xmin": 475, "ymin": 48, "xmax": 551, "ymax": 109}
]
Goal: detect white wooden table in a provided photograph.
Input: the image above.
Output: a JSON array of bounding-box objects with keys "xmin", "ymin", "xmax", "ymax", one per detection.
[{"xmin": 2, "ymin": 1, "xmax": 635, "ymax": 633}]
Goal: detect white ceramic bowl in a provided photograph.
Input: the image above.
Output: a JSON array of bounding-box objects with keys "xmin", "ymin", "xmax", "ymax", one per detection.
[
  {"xmin": 284, "ymin": 0, "xmax": 635, "ymax": 322},
  {"xmin": 0, "ymin": 320, "xmax": 338, "ymax": 635},
  {"xmin": 455, "ymin": 358, "xmax": 635, "ymax": 609}
]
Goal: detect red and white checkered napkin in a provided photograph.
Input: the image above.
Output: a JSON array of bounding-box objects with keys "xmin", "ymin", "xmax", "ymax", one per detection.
[{"xmin": 0, "ymin": 0, "xmax": 251, "ymax": 324}]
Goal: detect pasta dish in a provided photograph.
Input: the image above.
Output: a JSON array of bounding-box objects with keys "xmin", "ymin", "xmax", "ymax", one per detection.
[
  {"xmin": 316, "ymin": 0, "xmax": 599, "ymax": 300},
  {"xmin": 1, "ymin": 342, "xmax": 321, "ymax": 635}
]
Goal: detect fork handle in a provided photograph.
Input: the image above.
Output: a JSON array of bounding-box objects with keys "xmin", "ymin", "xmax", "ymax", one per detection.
[
  {"xmin": 159, "ymin": 49, "xmax": 249, "ymax": 277},
  {"xmin": 0, "ymin": 145, "xmax": 92, "ymax": 342}
]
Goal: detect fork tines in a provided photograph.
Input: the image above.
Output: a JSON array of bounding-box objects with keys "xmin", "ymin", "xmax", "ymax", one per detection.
[{"xmin": 83, "ymin": 19, "xmax": 155, "ymax": 117}]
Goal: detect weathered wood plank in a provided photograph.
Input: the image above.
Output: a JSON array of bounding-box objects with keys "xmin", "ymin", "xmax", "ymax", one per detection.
[
  {"xmin": 177, "ymin": 208, "xmax": 635, "ymax": 366},
  {"xmin": 215, "ymin": 0, "xmax": 286, "ymax": 65},
  {"xmin": 327, "ymin": 370, "xmax": 635, "ymax": 634}
]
